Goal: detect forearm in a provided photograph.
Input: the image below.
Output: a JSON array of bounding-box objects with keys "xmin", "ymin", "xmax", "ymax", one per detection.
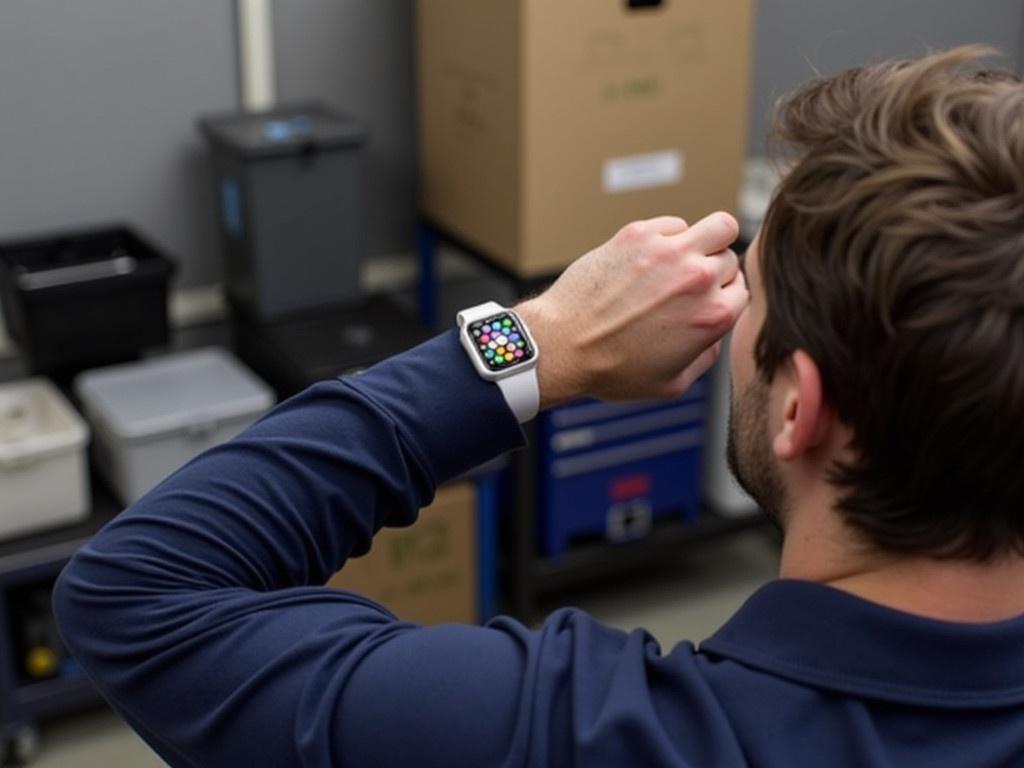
[{"xmin": 61, "ymin": 330, "xmax": 520, "ymax": 585}]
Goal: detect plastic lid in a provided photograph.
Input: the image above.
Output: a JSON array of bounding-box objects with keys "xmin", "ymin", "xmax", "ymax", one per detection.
[
  {"xmin": 74, "ymin": 348, "xmax": 275, "ymax": 442},
  {"xmin": 198, "ymin": 103, "xmax": 367, "ymax": 159}
]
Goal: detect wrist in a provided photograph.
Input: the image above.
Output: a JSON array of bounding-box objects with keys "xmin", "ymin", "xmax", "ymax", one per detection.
[{"xmin": 514, "ymin": 297, "xmax": 583, "ymax": 410}]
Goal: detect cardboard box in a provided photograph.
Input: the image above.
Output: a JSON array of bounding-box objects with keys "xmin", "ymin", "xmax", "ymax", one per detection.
[
  {"xmin": 327, "ymin": 482, "xmax": 478, "ymax": 624},
  {"xmin": 417, "ymin": 0, "xmax": 754, "ymax": 277}
]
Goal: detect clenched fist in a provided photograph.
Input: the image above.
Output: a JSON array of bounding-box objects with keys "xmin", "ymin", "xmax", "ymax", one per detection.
[{"xmin": 516, "ymin": 212, "xmax": 748, "ymax": 408}]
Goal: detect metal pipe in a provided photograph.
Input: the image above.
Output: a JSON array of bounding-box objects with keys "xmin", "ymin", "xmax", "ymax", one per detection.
[{"xmin": 237, "ymin": 0, "xmax": 275, "ymax": 111}]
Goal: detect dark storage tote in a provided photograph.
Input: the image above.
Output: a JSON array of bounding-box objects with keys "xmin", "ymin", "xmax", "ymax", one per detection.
[
  {"xmin": 199, "ymin": 104, "xmax": 367, "ymax": 321},
  {"xmin": 230, "ymin": 294, "xmax": 433, "ymax": 397},
  {"xmin": 0, "ymin": 226, "xmax": 175, "ymax": 375}
]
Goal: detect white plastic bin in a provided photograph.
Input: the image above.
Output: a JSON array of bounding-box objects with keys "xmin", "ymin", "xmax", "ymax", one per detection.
[
  {"xmin": 75, "ymin": 347, "xmax": 275, "ymax": 505},
  {"xmin": 0, "ymin": 378, "xmax": 90, "ymax": 539}
]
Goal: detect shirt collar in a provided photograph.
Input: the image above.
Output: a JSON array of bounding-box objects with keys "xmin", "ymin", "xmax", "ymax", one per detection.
[{"xmin": 700, "ymin": 579, "xmax": 1024, "ymax": 708}]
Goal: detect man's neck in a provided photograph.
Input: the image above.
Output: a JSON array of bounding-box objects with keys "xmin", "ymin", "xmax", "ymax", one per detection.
[
  {"xmin": 779, "ymin": 504, "xmax": 1024, "ymax": 623},
  {"xmin": 824, "ymin": 556, "xmax": 1024, "ymax": 623}
]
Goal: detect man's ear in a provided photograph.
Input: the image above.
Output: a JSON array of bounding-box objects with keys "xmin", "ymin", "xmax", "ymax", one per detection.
[{"xmin": 772, "ymin": 350, "xmax": 829, "ymax": 462}]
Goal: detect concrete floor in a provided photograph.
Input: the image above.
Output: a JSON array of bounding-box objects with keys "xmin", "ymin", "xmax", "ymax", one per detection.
[{"xmin": 30, "ymin": 526, "xmax": 779, "ymax": 767}]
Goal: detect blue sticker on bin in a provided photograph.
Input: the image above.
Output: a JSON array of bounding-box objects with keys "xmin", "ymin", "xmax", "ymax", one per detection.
[
  {"xmin": 262, "ymin": 120, "xmax": 292, "ymax": 142},
  {"xmin": 262, "ymin": 116, "xmax": 314, "ymax": 143},
  {"xmin": 220, "ymin": 178, "xmax": 243, "ymax": 238}
]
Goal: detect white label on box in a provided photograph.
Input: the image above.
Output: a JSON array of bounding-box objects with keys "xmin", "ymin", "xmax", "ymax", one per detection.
[{"xmin": 602, "ymin": 150, "xmax": 685, "ymax": 194}]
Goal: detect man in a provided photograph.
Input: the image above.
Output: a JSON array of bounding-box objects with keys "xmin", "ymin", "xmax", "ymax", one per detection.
[{"xmin": 55, "ymin": 47, "xmax": 1024, "ymax": 767}]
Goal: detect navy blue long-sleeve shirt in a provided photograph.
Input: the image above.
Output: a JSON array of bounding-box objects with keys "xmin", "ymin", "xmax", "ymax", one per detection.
[{"xmin": 54, "ymin": 331, "xmax": 1024, "ymax": 766}]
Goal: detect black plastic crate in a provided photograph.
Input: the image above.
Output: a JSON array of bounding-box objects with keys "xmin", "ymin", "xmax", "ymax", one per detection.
[
  {"xmin": 230, "ymin": 294, "xmax": 433, "ymax": 397},
  {"xmin": 0, "ymin": 226, "xmax": 176, "ymax": 375}
]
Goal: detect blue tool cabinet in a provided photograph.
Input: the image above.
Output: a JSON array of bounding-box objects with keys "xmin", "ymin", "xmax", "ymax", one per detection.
[{"xmin": 537, "ymin": 386, "xmax": 707, "ymax": 557}]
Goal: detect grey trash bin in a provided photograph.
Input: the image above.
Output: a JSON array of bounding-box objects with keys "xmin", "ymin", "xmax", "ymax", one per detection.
[{"xmin": 199, "ymin": 104, "xmax": 367, "ymax": 320}]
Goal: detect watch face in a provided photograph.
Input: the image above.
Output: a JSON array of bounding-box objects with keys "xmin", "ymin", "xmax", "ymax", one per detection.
[{"xmin": 468, "ymin": 312, "xmax": 536, "ymax": 372}]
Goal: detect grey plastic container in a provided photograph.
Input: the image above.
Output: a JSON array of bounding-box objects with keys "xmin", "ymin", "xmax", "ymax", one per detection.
[
  {"xmin": 199, "ymin": 103, "xmax": 367, "ymax": 320},
  {"xmin": 74, "ymin": 348, "xmax": 275, "ymax": 505}
]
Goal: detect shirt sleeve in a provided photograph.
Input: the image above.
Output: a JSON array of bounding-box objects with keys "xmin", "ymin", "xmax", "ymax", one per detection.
[{"xmin": 52, "ymin": 331, "xmax": 727, "ymax": 768}]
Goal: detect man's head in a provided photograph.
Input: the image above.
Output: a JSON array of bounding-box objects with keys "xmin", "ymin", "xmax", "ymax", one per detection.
[{"xmin": 728, "ymin": 47, "xmax": 1024, "ymax": 561}]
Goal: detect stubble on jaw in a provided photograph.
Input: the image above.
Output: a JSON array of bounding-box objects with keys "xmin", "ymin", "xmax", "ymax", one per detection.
[{"xmin": 726, "ymin": 374, "xmax": 787, "ymax": 527}]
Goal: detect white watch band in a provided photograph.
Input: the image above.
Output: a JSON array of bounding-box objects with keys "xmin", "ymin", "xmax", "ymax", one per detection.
[
  {"xmin": 496, "ymin": 364, "xmax": 540, "ymax": 423},
  {"xmin": 457, "ymin": 301, "xmax": 540, "ymax": 424}
]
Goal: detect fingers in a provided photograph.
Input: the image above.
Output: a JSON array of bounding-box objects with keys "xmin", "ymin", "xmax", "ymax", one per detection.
[
  {"xmin": 718, "ymin": 268, "xmax": 750, "ymax": 315},
  {"xmin": 667, "ymin": 211, "xmax": 738, "ymax": 255},
  {"xmin": 644, "ymin": 216, "xmax": 689, "ymax": 236},
  {"xmin": 691, "ymin": 267, "xmax": 748, "ymax": 336},
  {"xmin": 710, "ymin": 248, "xmax": 740, "ymax": 287}
]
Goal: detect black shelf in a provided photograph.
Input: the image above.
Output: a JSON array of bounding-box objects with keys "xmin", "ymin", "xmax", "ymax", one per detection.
[{"xmin": 14, "ymin": 676, "xmax": 97, "ymax": 717}]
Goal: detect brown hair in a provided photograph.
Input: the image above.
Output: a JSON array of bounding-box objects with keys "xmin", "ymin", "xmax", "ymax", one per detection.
[{"xmin": 757, "ymin": 47, "xmax": 1024, "ymax": 560}]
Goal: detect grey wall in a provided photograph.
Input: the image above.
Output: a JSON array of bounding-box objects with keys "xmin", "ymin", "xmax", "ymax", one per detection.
[
  {"xmin": 750, "ymin": 0, "xmax": 1024, "ymax": 153},
  {"xmin": 272, "ymin": 0, "xmax": 417, "ymax": 260},
  {"xmin": 0, "ymin": 1, "xmax": 238, "ymax": 289}
]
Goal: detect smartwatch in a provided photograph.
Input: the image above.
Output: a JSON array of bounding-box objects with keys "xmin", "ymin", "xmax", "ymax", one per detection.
[{"xmin": 457, "ymin": 301, "xmax": 540, "ymax": 423}]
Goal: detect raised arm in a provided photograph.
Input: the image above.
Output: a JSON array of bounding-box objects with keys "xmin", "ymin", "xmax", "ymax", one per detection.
[{"xmin": 54, "ymin": 213, "xmax": 746, "ymax": 767}]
